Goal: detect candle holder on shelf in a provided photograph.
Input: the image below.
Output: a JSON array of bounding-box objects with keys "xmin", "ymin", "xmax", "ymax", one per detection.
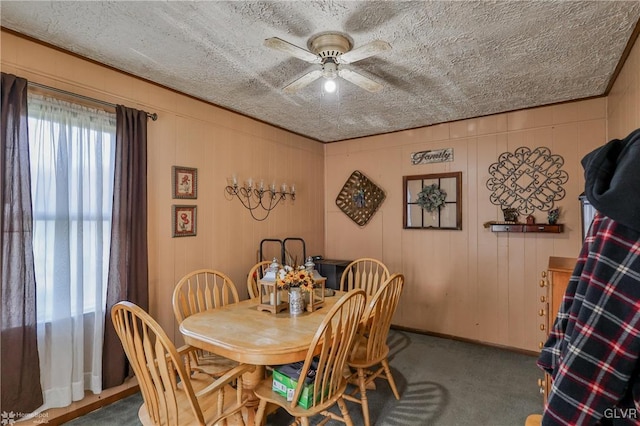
[{"xmin": 257, "ymin": 258, "xmax": 287, "ymax": 314}]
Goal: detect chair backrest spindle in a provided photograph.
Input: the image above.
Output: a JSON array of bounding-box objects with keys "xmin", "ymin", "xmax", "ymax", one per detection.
[
  {"xmin": 173, "ymin": 269, "xmax": 240, "ymax": 323},
  {"xmin": 340, "ymin": 258, "xmax": 390, "ymax": 297}
]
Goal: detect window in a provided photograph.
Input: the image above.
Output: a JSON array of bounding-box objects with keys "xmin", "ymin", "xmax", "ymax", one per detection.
[
  {"xmin": 403, "ymin": 172, "xmax": 462, "ymax": 230},
  {"xmin": 28, "ymin": 93, "xmax": 116, "ymax": 405}
]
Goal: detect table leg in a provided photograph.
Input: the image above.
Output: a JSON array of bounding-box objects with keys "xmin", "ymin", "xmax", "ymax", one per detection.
[{"xmin": 242, "ymin": 365, "xmax": 265, "ymax": 425}]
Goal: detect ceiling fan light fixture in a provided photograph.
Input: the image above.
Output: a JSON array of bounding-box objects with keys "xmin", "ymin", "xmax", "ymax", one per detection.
[
  {"xmin": 308, "ymin": 32, "xmax": 352, "ymax": 58},
  {"xmin": 265, "ymin": 31, "xmax": 390, "ymax": 94},
  {"xmin": 323, "ymin": 79, "xmax": 337, "ymax": 93},
  {"xmin": 322, "ymin": 59, "xmax": 338, "ymax": 79}
]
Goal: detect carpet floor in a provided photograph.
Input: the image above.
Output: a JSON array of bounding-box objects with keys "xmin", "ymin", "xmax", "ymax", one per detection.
[{"xmin": 64, "ymin": 330, "xmax": 543, "ymax": 425}]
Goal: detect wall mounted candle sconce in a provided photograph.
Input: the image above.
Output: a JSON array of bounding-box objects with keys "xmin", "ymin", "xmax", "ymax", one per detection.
[{"xmin": 224, "ymin": 175, "xmax": 296, "ymax": 221}]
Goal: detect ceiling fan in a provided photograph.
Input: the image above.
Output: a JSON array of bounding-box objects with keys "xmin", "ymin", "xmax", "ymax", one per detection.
[{"xmin": 264, "ymin": 32, "xmax": 391, "ymax": 94}]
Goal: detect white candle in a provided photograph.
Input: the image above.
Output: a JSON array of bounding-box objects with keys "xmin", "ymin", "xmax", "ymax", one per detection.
[
  {"xmin": 270, "ymin": 292, "xmax": 275, "ymax": 305},
  {"xmin": 281, "ymin": 183, "xmax": 287, "ymax": 192}
]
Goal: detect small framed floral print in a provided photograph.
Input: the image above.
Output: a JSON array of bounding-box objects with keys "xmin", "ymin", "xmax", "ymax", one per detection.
[
  {"xmin": 172, "ymin": 205, "xmax": 197, "ymax": 237},
  {"xmin": 172, "ymin": 166, "xmax": 197, "ymax": 199}
]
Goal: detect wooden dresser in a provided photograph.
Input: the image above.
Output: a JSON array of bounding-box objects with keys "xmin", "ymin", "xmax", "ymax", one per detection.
[{"xmin": 538, "ymin": 256, "xmax": 576, "ymax": 401}]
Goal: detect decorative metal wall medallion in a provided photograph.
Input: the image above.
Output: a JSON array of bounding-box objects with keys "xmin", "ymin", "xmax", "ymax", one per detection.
[
  {"xmin": 486, "ymin": 146, "xmax": 568, "ymax": 215},
  {"xmin": 411, "ymin": 148, "xmax": 454, "ymax": 165},
  {"xmin": 336, "ymin": 170, "xmax": 386, "ymax": 227}
]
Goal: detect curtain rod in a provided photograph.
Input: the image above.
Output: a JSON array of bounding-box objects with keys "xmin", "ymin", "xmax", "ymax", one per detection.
[{"xmin": 27, "ymin": 81, "xmax": 158, "ymax": 121}]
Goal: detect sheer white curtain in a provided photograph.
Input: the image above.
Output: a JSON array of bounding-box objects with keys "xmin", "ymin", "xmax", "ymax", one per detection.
[{"xmin": 28, "ymin": 94, "xmax": 116, "ymax": 409}]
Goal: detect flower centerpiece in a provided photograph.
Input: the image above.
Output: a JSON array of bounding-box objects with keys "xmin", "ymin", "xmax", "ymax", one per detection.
[
  {"xmin": 416, "ymin": 184, "xmax": 447, "ymax": 213},
  {"xmin": 276, "ymin": 264, "xmax": 316, "ymax": 315},
  {"xmin": 276, "ymin": 265, "xmax": 315, "ymax": 292}
]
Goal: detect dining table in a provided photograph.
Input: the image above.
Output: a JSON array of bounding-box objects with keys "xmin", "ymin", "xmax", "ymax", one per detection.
[{"xmin": 179, "ymin": 290, "xmax": 345, "ymax": 425}]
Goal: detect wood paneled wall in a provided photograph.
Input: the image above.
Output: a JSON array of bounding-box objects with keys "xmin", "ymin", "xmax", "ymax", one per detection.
[
  {"xmin": 3, "ymin": 28, "xmax": 639, "ymax": 354},
  {"xmin": 0, "ymin": 30, "xmax": 325, "ymax": 344},
  {"xmin": 325, "ymin": 100, "xmax": 607, "ymax": 352},
  {"xmin": 608, "ymin": 30, "xmax": 640, "ymax": 139}
]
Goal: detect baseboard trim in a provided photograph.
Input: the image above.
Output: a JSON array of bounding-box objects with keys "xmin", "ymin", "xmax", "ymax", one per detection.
[
  {"xmin": 55, "ymin": 384, "xmax": 140, "ymax": 425},
  {"xmin": 391, "ymin": 325, "xmax": 540, "ymax": 357},
  {"xmin": 18, "ymin": 379, "xmax": 139, "ymax": 426}
]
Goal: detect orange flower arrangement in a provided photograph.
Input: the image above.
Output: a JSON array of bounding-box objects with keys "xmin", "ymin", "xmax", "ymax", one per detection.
[{"xmin": 276, "ymin": 265, "xmax": 315, "ymax": 292}]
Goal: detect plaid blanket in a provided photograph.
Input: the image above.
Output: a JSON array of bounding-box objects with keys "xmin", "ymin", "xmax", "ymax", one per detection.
[{"xmin": 538, "ymin": 213, "xmax": 640, "ymax": 425}]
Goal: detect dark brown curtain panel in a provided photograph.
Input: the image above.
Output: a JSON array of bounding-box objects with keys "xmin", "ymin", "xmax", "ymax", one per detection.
[
  {"xmin": 1, "ymin": 73, "xmax": 44, "ymax": 416},
  {"xmin": 102, "ymin": 105, "xmax": 149, "ymax": 389}
]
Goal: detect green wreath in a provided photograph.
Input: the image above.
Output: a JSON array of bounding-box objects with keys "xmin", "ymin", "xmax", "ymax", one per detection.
[{"xmin": 416, "ymin": 184, "xmax": 447, "ymax": 212}]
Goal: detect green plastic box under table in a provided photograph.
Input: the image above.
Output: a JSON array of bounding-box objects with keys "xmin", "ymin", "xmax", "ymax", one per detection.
[{"xmin": 272, "ymin": 359, "xmax": 326, "ymax": 409}]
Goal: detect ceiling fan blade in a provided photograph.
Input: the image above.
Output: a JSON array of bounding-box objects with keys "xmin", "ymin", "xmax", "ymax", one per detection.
[
  {"xmin": 338, "ymin": 68, "xmax": 383, "ymax": 92},
  {"xmin": 264, "ymin": 37, "xmax": 321, "ymax": 64},
  {"xmin": 283, "ymin": 70, "xmax": 323, "ymax": 94},
  {"xmin": 339, "ymin": 40, "xmax": 391, "ymax": 64}
]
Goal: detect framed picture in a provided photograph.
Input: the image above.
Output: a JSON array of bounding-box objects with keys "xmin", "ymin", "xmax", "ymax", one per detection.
[
  {"xmin": 172, "ymin": 166, "xmax": 197, "ymax": 199},
  {"xmin": 172, "ymin": 205, "xmax": 197, "ymax": 237},
  {"xmin": 403, "ymin": 172, "xmax": 462, "ymax": 230}
]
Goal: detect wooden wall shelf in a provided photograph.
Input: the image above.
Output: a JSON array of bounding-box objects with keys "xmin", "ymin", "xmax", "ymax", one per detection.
[{"xmin": 489, "ymin": 223, "xmax": 563, "ymax": 233}]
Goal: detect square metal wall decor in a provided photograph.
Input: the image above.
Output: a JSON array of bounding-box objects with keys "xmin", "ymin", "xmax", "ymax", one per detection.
[
  {"xmin": 486, "ymin": 146, "xmax": 567, "ymax": 215},
  {"xmin": 335, "ymin": 170, "xmax": 386, "ymax": 227}
]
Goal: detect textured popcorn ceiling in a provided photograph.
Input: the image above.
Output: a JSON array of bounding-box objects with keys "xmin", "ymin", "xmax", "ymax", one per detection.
[{"xmin": 2, "ymin": 1, "xmax": 640, "ymax": 143}]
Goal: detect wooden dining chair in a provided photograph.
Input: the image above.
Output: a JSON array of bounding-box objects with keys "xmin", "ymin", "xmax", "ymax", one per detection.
[
  {"xmin": 111, "ymin": 301, "xmax": 254, "ymax": 426},
  {"xmin": 253, "ymin": 289, "xmax": 367, "ymax": 426},
  {"xmin": 172, "ymin": 269, "xmax": 240, "ymax": 378},
  {"xmin": 247, "ymin": 260, "xmax": 272, "ymax": 299},
  {"xmin": 344, "ymin": 273, "xmax": 405, "ymax": 426},
  {"xmin": 339, "ymin": 258, "xmax": 390, "ymax": 297}
]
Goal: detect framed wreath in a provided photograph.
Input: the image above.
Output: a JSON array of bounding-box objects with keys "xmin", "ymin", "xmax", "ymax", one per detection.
[
  {"xmin": 416, "ymin": 184, "xmax": 447, "ymax": 212},
  {"xmin": 403, "ymin": 172, "xmax": 462, "ymax": 230}
]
